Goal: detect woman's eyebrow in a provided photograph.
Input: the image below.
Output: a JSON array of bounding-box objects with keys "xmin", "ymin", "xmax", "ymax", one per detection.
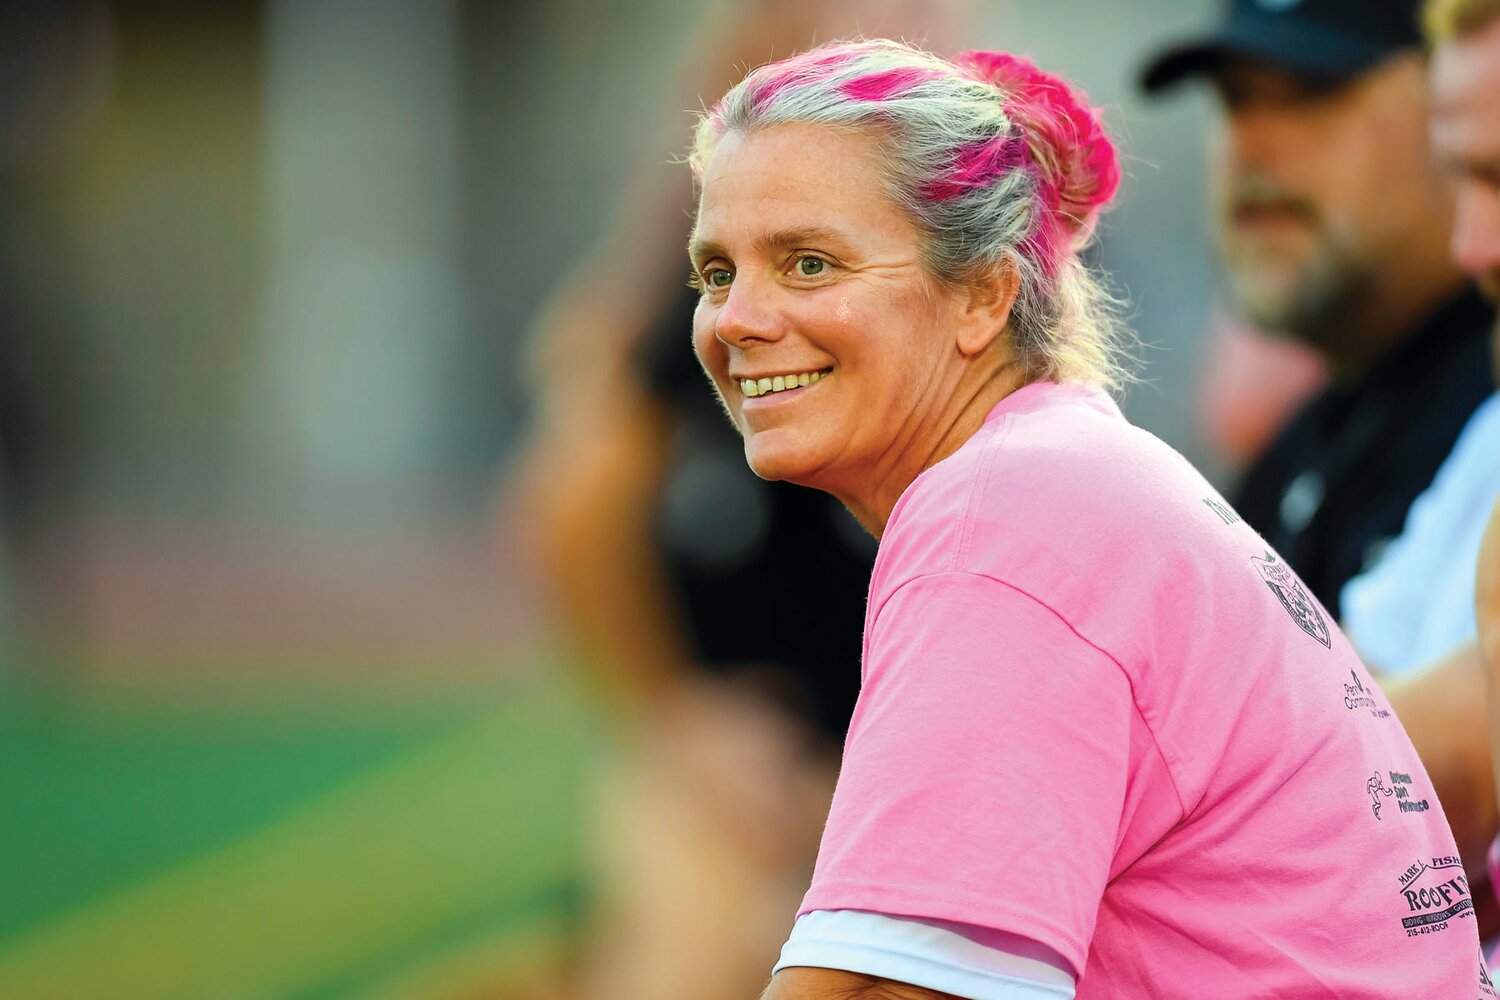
[
  {"xmin": 753, "ymin": 226, "xmax": 854, "ymax": 255},
  {"xmin": 688, "ymin": 226, "xmax": 856, "ymax": 264},
  {"xmin": 686, "ymin": 234, "xmax": 726, "ymax": 265}
]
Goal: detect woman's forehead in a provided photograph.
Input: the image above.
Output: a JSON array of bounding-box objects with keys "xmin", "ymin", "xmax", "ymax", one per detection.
[{"xmin": 693, "ymin": 124, "xmax": 912, "ymax": 252}]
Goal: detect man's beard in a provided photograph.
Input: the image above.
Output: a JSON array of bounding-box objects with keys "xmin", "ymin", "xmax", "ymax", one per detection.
[{"xmin": 1219, "ymin": 173, "xmax": 1373, "ymax": 352}]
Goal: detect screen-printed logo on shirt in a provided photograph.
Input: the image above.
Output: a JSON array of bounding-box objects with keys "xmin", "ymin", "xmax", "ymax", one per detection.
[
  {"xmin": 1480, "ymin": 948, "xmax": 1496, "ymax": 998},
  {"xmin": 1369, "ymin": 769, "xmax": 1432, "ymax": 820},
  {"xmin": 1396, "ymin": 856, "xmax": 1474, "ymax": 937},
  {"xmin": 1343, "ymin": 669, "xmax": 1393, "ymax": 720},
  {"xmin": 1368, "ymin": 772, "xmax": 1394, "ymax": 819},
  {"xmin": 1252, "ymin": 551, "xmax": 1331, "ymax": 648},
  {"xmin": 1201, "ymin": 495, "xmax": 1240, "ymax": 525}
]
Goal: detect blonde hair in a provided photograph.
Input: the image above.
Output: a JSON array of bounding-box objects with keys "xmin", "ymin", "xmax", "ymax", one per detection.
[
  {"xmin": 690, "ymin": 39, "xmax": 1134, "ymax": 391},
  {"xmin": 1424, "ymin": 0, "xmax": 1500, "ymax": 41}
]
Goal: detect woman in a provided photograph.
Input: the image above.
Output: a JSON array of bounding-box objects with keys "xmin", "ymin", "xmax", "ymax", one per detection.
[{"xmin": 686, "ymin": 40, "xmax": 1483, "ymax": 999}]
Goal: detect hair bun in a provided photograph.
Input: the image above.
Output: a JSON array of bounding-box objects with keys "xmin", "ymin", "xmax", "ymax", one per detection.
[{"xmin": 955, "ymin": 50, "xmax": 1120, "ymax": 245}]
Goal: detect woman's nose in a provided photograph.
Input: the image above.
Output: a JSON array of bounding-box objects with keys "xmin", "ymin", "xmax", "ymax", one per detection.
[{"xmin": 714, "ymin": 278, "xmax": 785, "ymax": 348}]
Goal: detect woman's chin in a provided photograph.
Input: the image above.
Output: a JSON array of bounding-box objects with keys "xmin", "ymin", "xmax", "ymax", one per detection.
[
  {"xmin": 744, "ymin": 451, "xmax": 808, "ymax": 485},
  {"xmin": 743, "ymin": 434, "xmax": 826, "ymax": 487}
]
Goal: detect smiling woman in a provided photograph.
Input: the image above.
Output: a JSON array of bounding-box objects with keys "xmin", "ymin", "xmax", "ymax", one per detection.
[
  {"xmin": 688, "ymin": 43, "xmax": 1124, "ymax": 535},
  {"xmin": 690, "ymin": 122, "xmax": 1006, "ymax": 522},
  {"xmin": 681, "ymin": 39, "xmax": 1485, "ymax": 1000}
]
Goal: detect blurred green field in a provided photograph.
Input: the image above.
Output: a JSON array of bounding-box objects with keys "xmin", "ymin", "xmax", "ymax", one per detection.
[{"xmin": 0, "ymin": 665, "xmax": 593, "ymax": 1000}]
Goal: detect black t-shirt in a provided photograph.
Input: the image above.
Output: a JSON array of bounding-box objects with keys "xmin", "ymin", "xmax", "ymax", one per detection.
[
  {"xmin": 1232, "ymin": 289, "xmax": 1497, "ymax": 619},
  {"xmin": 640, "ymin": 288, "xmax": 875, "ymax": 743}
]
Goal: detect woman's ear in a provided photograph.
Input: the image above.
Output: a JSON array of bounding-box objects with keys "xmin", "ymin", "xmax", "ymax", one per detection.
[{"xmin": 955, "ymin": 257, "xmax": 1020, "ymax": 358}]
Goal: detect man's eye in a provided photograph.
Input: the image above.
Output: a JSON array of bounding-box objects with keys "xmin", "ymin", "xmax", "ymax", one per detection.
[
  {"xmin": 706, "ymin": 268, "xmax": 733, "ymax": 288},
  {"xmin": 796, "ymin": 256, "xmax": 826, "ymax": 277}
]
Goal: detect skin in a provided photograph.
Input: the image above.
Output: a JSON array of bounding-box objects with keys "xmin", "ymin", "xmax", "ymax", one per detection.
[
  {"xmin": 1430, "ymin": 13, "xmax": 1500, "ymax": 818},
  {"xmin": 1479, "ymin": 497, "xmax": 1500, "ymax": 804},
  {"xmin": 1384, "ymin": 645, "xmax": 1497, "ymax": 884},
  {"xmin": 1210, "ymin": 54, "xmax": 1464, "ymax": 376},
  {"xmin": 690, "ymin": 123, "xmax": 1021, "ymax": 539},
  {"xmin": 1431, "ymin": 15, "xmax": 1500, "ymax": 318},
  {"xmin": 761, "ymin": 967, "xmax": 961, "ymax": 999}
]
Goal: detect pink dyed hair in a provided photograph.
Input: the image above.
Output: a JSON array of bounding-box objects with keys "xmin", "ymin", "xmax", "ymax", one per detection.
[
  {"xmin": 749, "ymin": 48, "xmax": 857, "ymax": 111},
  {"xmin": 921, "ymin": 135, "xmax": 1030, "ymax": 204},
  {"xmin": 840, "ymin": 66, "xmax": 944, "ymax": 102},
  {"xmin": 706, "ymin": 45, "xmax": 1119, "ymax": 276},
  {"xmin": 955, "ymin": 50, "xmax": 1121, "ymax": 246}
]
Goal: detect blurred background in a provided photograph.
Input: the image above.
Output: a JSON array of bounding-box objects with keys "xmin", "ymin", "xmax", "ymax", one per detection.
[{"xmin": 0, "ymin": 0, "xmax": 1304, "ymax": 996}]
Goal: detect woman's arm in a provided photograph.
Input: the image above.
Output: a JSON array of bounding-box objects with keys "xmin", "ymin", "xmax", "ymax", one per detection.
[
  {"xmin": 1384, "ymin": 643, "xmax": 1498, "ymax": 876},
  {"xmin": 1476, "ymin": 495, "xmax": 1500, "ymax": 805},
  {"xmin": 507, "ymin": 370, "xmax": 692, "ymax": 716},
  {"xmin": 764, "ymin": 967, "xmax": 962, "ymax": 1000}
]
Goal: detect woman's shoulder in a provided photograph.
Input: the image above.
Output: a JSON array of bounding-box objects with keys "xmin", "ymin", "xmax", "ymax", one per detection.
[
  {"xmin": 882, "ymin": 381, "xmax": 1218, "ymax": 585},
  {"xmin": 909, "ymin": 383, "xmax": 1188, "ymax": 515}
]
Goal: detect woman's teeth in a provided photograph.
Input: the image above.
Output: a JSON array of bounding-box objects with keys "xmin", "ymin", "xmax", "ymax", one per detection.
[{"xmin": 740, "ymin": 369, "xmax": 828, "ymax": 397}]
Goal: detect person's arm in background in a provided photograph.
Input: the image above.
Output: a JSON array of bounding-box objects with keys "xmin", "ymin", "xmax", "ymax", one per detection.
[
  {"xmin": 506, "ymin": 5, "xmax": 975, "ymax": 874},
  {"xmin": 511, "ymin": 0, "xmax": 833, "ymax": 717},
  {"xmin": 1382, "ymin": 494, "xmax": 1500, "ymax": 936},
  {"xmin": 509, "ymin": 367, "xmax": 690, "ymax": 714},
  {"xmin": 509, "ymin": 0, "xmax": 968, "ymax": 720},
  {"xmin": 1384, "ymin": 646, "xmax": 1498, "ymax": 875}
]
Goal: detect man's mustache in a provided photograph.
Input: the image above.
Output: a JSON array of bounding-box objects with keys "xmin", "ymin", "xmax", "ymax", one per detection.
[{"xmin": 1227, "ymin": 175, "xmax": 1319, "ymax": 224}]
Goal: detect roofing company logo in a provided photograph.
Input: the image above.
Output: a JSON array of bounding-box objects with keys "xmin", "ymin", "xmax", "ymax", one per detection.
[
  {"xmin": 1396, "ymin": 856, "xmax": 1474, "ymax": 938},
  {"xmin": 1252, "ymin": 550, "xmax": 1331, "ymax": 648}
]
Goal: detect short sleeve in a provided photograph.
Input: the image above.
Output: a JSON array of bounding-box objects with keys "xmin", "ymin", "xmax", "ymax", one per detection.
[
  {"xmin": 774, "ymin": 909, "xmax": 1075, "ymax": 999},
  {"xmin": 801, "ymin": 572, "xmax": 1134, "ymax": 975}
]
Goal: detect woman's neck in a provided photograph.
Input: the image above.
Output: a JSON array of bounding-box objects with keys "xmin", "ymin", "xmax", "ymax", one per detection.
[{"xmin": 832, "ymin": 358, "xmax": 1032, "ymax": 540}]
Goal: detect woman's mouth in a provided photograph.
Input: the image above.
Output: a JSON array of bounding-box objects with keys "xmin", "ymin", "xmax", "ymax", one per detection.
[{"xmin": 738, "ymin": 367, "xmax": 833, "ymax": 397}]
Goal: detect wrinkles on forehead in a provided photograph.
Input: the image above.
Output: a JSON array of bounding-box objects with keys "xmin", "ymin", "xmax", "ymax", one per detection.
[{"xmin": 689, "ymin": 124, "xmax": 924, "ymax": 269}]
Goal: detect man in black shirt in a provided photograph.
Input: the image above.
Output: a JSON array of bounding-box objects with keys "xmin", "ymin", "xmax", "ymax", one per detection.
[{"xmin": 1142, "ymin": 0, "xmax": 1496, "ymax": 617}]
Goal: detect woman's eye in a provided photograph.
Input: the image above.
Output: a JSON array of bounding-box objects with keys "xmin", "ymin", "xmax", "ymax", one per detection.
[
  {"xmin": 796, "ymin": 256, "xmax": 827, "ymax": 277},
  {"xmin": 706, "ymin": 268, "xmax": 733, "ymax": 288}
]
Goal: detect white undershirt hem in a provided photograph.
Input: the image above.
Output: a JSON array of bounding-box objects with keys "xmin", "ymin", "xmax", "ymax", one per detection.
[{"xmin": 773, "ymin": 909, "xmax": 1077, "ymax": 1000}]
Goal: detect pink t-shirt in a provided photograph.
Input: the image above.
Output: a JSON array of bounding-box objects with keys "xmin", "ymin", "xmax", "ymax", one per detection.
[{"xmin": 802, "ymin": 381, "xmax": 1490, "ymax": 999}]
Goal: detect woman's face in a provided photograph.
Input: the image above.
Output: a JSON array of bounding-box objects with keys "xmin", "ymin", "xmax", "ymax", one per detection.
[{"xmin": 690, "ymin": 123, "xmax": 973, "ymax": 496}]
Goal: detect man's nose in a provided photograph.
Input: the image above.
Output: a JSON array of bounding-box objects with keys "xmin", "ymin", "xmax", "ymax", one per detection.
[
  {"xmin": 1224, "ymin": 105, "xmax": 1292, "ymax": 173},
  {"xmin": 1450, "ymin": 182, "xmax": 1500, "ymax": 283}
]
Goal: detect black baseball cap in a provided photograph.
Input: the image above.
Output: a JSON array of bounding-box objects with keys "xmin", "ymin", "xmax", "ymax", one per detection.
[{"xmin": 1140, "ymin": 0, "xmax": 1423, "ymax": 94}]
